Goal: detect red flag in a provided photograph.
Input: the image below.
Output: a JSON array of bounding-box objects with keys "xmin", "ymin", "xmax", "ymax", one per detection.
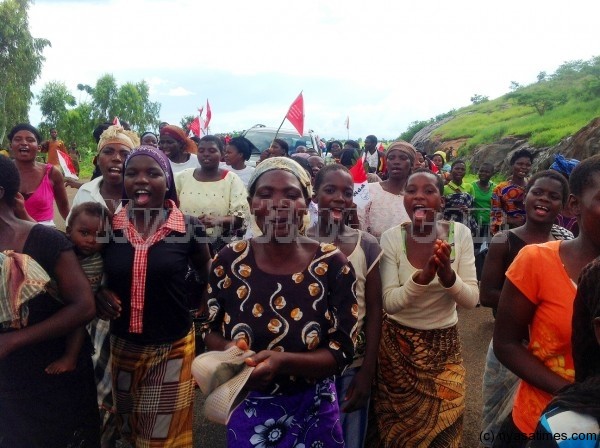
[
  {"xmin": 188, "ymin": 117, "xmax": 201, "ymax": 137},
  {"xmin": 349, "ymin": 155, "xmax": 369, "ymax": 208},
  {"xmin": 344, "ymin": 116, "xmax": 349, "ymax": 130},
  {"xmin": 113, "ymin": 116, "xmax": 121, "ymax": 127},
  {"xmin": 57, "ymin": 149, "xmax": 79, "ymax": 179},
  {"xmin": 285, "ymin": 92, "xmax": 304, "ymax": 136},
  {"xmin": 349, "ymin": 154, "xmax": 367, "ymax": 184},
  {"xmin": 204, "ymin": 99, "xmax": 212, "ymax": 131}
]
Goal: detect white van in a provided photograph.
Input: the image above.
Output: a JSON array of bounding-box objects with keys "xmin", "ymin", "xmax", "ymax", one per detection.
[{"xmin": 242, "ymin": 124, "xmax": 321, "ymax": 166}]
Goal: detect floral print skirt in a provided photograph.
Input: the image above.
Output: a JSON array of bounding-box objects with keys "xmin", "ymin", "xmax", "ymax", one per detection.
[{"xmin": 227, "ymin": 377, "xmax": 344, "ymax": 448}]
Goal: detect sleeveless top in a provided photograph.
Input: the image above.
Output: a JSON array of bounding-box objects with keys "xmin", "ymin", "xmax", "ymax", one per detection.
[{"xmin": 24, "ymin": 164, "xmax": 55, "ymax": 224}]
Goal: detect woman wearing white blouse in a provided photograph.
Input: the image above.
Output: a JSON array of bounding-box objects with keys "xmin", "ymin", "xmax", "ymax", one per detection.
[{"xmin": 366, "ymin": 169, "xmax": 479, "ymax": 448}]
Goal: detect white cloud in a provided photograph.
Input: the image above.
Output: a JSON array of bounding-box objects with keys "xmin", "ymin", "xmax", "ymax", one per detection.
[
  {"xmin": 167, "ymin": 87, "xmax": 195, "ymax": 97},
  {"xmin": 28, "ymin": 0, "xmax": 600, "ymax": 139}
]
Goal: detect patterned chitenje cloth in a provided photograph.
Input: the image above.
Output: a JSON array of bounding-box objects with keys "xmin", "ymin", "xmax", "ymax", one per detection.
[
  {"xmin": 227, "ymin": 378, "xmax": 345, "ymax": 448},
  {"xmin": 111, "ymin": 329, "xmax": 195, "ymax": 448},
  {"xmin": 0, "ymin": 250, "xmax": 49, "ymax": 329},
  {"xmin": 367, "ymin": 317, "xmax": 465, "ymax": 448},
  {"xmin": 444, "ymin": 191, "xmax": 478, "ymax": 236}
]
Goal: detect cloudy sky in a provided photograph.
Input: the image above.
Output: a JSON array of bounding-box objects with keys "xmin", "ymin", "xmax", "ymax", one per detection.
[{"xmin": 28, "ymin": 0, "xmax": 599, "ymax": 140}]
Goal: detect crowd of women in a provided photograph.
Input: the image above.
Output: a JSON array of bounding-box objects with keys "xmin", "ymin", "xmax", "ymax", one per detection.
[{"xmin": 1, "ymin": 121, "xmax": 599, "ymax": 448}]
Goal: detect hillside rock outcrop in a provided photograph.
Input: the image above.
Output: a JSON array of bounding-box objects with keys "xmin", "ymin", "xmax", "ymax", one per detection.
[
  {"xmin": 410, "ymin": 117, "xmax": 454, "ymax": 154},
  {"xmin": 414, "ymin": 116, "xmax": 600, "ymax": 176}
]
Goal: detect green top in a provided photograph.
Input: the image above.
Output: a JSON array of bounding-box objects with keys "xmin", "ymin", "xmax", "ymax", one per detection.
[
  {"xmin": 443, "ymin": 180, "xmax": 474, "ymax": 197},
  {"xmin": 471, "ymin": 181, "xmax": 495, "ymax": 226}
]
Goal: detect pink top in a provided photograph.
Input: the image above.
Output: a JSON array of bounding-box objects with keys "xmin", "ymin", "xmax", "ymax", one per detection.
[{"xmin": 24, "ymin": 164, "xmax": 55, "ymax": 223}]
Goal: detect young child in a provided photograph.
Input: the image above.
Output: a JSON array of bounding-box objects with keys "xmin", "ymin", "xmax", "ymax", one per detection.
[
  {"xmin": 307, "ymin": 164, "xmax": 383, "ymax": 448},
  {"xmin": 45, "ymin": 202, "xmax": 107, "ymax": 374}
]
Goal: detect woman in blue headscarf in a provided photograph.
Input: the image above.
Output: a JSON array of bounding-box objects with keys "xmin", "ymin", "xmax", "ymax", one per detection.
[{"xmin": 96, "ymin": 145, "xmax": 212, "ymax": 447}]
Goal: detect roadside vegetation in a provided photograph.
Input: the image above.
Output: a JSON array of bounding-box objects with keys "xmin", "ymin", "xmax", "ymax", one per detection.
[{"xmin": 399, "ymin": 56, "xmax": 600, "ymax": 155}]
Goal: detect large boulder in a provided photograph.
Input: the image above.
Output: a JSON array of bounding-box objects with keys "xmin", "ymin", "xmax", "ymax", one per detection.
[
  {"xmin": 410, "ymin": 117, "xmax": 454, "ymax": 154},
  {"xmin": 532, "ymin": 117, "xmax": 600, "ymax": 171},
  {"xmin": 468, "ymin": 137, "xmax": 536, "ymax": 174}
]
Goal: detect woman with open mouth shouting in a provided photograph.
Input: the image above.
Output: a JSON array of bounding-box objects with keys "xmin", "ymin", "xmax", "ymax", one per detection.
[
  {"xmin": 479, "ymin": 170, "xmax": 572, "ymax": 446},
  {"xmin": 307, "ymin": 164, "xmax": 383, "ymax": 448},
  {"xmin": 203, "ymin": 157, "xmax": 358, "ymax": 448},
  {"xmin": 68, "ymin": 124, "xmax": 138, "ymax": 446},
  {"xmin": 367, "ymin": 168, "xmax": 479, "ymax": 447},
  {"xmin": 8, "ymin": 123, "xmax": 70, "ymax": 226},
  {"xmin": 97, "ymin": 145, "xmax": 212, "ymax": 448}
]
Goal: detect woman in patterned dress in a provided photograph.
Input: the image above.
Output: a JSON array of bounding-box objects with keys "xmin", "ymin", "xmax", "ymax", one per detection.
[{"xmin": 203, "ymin": 157, "xmax": 358, "ymax": 448}]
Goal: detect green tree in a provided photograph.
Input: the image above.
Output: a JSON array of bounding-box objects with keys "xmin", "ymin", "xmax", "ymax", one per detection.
[
  {"xmin": 0, "ymin": 0, "xmax": 50, "ymax": 144},
  {"xmin": 86, "ymin": 75, "xmax": 160, "ymax": 132},
  {"xmin": 507, "ymin": 84, "xmax": 568, "ymax": 116},
  {"xmin": 37, "ymin": 81, "xmax": 76, "ymax": 129},
  {"xmin": 180, "ymin": 115, "xmax": 195, "ymax": 133},
  {"xmin": 470, "ymin": 94, "xmax": 489, "ymax": 105},
  {"xmin": 91, "ymin": 74, "xmax": 118, "ymax": 120}
]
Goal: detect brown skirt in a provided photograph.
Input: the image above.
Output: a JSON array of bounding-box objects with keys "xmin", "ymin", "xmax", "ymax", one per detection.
[{"xmin": 366, "ymin": 317, "xmax": 465, "ymax": 448}]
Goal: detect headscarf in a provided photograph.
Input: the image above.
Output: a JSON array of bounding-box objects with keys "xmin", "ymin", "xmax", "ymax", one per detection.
[
  {"xmin": 550, "ymin": 154, "xmax": 579, "ymax": 178},
  {"xmin": 386, "ymin": 141, "xmax": 417, "ymax": 166},
  {"xmin": 159, "ymin": 125, "xmax": 198, "ymax": 155},
  {"xmin": 433, "ymin": 150, "xmax": 447, "ymax": 163},
  {"xmin": 248, "ymin": 156, "xmax": 313, "ymax": 199},
  {"xmin": 123, "ymin": 145, "xmax": 178, "ymax": 205},
  {"xmin": 97, "ymin": 125, "xmax": 139, "ymax": 152}
]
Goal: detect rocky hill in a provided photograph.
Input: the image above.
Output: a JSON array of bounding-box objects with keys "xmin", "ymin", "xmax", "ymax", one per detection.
[{"xmin": 407, "ymin": 57, "xmax": 600, "ymax": 175}]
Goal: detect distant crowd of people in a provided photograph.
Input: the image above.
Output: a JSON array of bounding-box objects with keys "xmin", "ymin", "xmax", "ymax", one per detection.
[{"xmin": 1, "ymin": 121, "xmax": 599, "ymax": 448}]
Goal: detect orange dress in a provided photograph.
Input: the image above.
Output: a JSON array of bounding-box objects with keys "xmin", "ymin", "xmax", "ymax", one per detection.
[
  {"xmin": 45, "ymin": 139, "xmax": 67, "ymax": 167},
  {"xmin": 505, "ymin": 240, "xmax": 576, "ymax": 434}
]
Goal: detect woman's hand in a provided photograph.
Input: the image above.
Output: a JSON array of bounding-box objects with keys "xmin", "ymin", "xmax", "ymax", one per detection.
[
  {"xmin": 244, "ymin": 350, "xmax": 284, "ymax": 391},
  {"xmin": 414, "ymin": 253, "xmax": 438, "ymax": 285},
  {"xmin": 95, "ymin": 288, "xmax": 122, "ymax": 320},
  {"xmin": 435, "ymin": 240, "xmax": 456, "ymax": 287},
  {"xmin": 198, "ymin": 214, "xmax": 220, "ymax": 228},
  {"xmin": 12, "ymin": 193, "xmax": 34, "ymax": 222},
  {"xmin": 64, "ymin": 178, "xmax": 83, "ymax": 189},
  {"xmin": 340, "ymin": 369, "xmax": 372, "ymax": 413}
]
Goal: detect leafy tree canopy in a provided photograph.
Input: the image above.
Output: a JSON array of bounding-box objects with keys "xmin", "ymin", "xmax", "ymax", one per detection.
[
  {"xmin": 36, "ymin": 74, "xmax": 161, "ymax": 152},
  {"xmin": 0, "ymin": 0, "xmax": 50, "ymax": 145}
]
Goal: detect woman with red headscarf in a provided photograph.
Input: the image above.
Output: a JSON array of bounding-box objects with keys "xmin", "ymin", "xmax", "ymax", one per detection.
[{"xmin": 159, "ymin": 125, "xmax": 200, "ymax": 174}]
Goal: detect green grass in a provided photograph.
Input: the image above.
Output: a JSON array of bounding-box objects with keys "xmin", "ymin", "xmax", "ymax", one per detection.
[
  {"xmin": 430, "ymin": 95, "xmax": 600, "ymax": 155},
  {"xmin": 78, "ymin": 146, "xmax": 97, "ymax": 179}
]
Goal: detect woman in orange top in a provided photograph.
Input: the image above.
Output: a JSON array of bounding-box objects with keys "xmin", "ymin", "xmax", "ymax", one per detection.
[{"xmin": 493, "ymin": 154, "xmax": 600, "ymax": 447}]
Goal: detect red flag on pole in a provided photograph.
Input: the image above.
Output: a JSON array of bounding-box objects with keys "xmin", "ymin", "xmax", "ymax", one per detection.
[
  {"xmin": 285, "ymin": 92, "xmax": 304, "ymax": 136},
  {"xmin": 204, "ymin": 99, "xmax": 212, "ymax": 132},
  {"xmin": 188, "ymin": 117, "xmax": 201, "ymax": 137}
]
